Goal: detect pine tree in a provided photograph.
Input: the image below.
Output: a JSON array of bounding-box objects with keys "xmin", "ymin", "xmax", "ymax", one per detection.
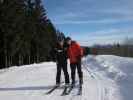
[{"xmin": 0, "ymin": 0, "xmax": 58, "ymax": 68}]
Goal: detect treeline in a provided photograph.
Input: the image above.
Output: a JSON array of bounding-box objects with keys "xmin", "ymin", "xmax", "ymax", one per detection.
[
  {"xmin": 84, "ymin": 44, "xmax": 133, "ymax": 58},
  {"xmin": 0, "ymin": 0, "xmax": 58, "ymax": 68},
  {"xmin": 95, "ymin": 44, "xmax": 133, "ymax": 57}
]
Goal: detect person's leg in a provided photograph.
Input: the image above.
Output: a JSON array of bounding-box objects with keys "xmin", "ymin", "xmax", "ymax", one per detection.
[
  {"xmin": 62, "ymin": 62, "xmax": 70, "ymax": 85},
  {"xmin": 70, "ymin": 63, "xmax": 76, "ymax": 85},
  {"xmin": 77, "ymin": 60, "xmax": 83, "ymax": 85},
  {"xmin": 56, "ymin": 63, "xmax": 61, "ymax": 85}
]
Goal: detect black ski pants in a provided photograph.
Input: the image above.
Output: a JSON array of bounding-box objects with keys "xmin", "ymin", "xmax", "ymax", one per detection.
[
  {"xmin": 70, "ymin": 60, "xmax": 83, "ymax": 84},
  {"xmin": 56, "ymin": 62, "xmax": 69, "ymax": 84}
]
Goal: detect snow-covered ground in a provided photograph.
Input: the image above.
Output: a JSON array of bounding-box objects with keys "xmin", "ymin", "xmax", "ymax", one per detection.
[{"xmin": 0, "ymin": 55, "xmax": 133, "ymax": 100}]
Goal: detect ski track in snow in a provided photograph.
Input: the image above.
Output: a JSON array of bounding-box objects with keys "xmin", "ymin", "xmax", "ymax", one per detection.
[
  {"xmin": 83, "ymin": 55, "xmax": 123, "ymax": 100},
  {"xmin": 82, "ymin": 60, "xmax": 106, "ymax": 100}
]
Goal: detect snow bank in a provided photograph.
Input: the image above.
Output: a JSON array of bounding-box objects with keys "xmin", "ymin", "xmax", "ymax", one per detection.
[
  {"xmin": 96, "ymin": 55, "xmax": 133, "ymax": 82},
  {"xmin": 85, "ymin": 55, "xmax": 133, "ymax": 100}
]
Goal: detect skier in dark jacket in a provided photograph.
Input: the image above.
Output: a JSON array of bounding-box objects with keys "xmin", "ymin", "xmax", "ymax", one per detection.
[{"xmin": 54, "ymin": 39, "xmax": 70, "ymax": 86}]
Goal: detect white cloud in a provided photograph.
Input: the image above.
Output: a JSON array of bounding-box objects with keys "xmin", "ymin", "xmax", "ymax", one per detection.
[
  {"xmin": 49, "ymin": 0, "xmax": 133, "ymax": 25},
  {"xmin": 75, "ymin": 28, "xmax": 133, "ymax": 46},
  {"xmin": 53, "ymin": 18, "xmax": 133, "ymax": 25}
]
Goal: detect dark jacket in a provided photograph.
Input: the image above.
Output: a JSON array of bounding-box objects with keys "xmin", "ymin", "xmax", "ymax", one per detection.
[{"xmin": 54, "ymin": 43, "xmax": 68, "ymax": 64}]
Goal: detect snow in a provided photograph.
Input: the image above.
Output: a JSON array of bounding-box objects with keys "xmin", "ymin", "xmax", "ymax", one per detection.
[
  {"xmin": 84, "ymin": 55, "xmax": 133, "ymax": 100},
  {"xmin": 0, "ymin": 55, "xmax": 133, "ymax": 100}
]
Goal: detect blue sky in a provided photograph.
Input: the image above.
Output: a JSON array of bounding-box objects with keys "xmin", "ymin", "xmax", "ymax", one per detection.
[{"xmin": 43, "ymin": 0, "xmax": 133, "ymax": 46}]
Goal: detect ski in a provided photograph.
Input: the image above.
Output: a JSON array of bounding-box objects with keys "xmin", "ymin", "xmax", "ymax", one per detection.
[
  {"xmin": 66, "ymin": 85, "xmax": 74, "ymax": 95},
  {"xmin": 45, "ymin": 85, "xmax": 59, "ymax": 94},
  {"xmin": 61, "ymin": 86, "xmax": 69, "ymax": 96},
  {"xmin": 77, "ymin": 86, "xmax": 82, "ymax": 95},
  {"xmin": 46, "ymin": 82, "xmax": 64, "ymax": 95}
]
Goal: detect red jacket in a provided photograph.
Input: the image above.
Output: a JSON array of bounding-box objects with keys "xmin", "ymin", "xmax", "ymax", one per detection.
[{"xmin": 67, "ymin": 41, "xmax": 83, "ymax": 63}]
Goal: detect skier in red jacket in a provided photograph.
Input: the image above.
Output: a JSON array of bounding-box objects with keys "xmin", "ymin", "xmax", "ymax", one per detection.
[{"xmin": 66, "ymin": 37, "xmax": 83, "ymax": 87}]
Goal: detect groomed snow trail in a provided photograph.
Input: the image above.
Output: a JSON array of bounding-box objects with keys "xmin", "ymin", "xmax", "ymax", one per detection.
[
  {"xmin": 83, "ymin": 56, "xmax": 121, "ymax": 100},
  {"xmin": 0, "ymin": 55, "xmax": 127, "ymax": 100}
]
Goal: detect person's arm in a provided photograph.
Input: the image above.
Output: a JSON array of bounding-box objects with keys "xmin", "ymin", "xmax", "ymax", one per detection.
[
  {"xmin": 62, "ymin": 46, "xmax": 68, "ymax": 59},
  {"xmin": 75, "ymin": 43, "xmax": 82, "ymax": 57}
]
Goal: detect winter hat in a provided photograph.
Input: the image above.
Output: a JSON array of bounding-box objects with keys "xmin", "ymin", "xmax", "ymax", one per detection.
[
  {"xmin": 66, "ymin": 37, "xmax": 71, "ymax": 41},
  {"xmin": 57, "ymin": 36, "xmax": 65, "ymax": 42}
]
